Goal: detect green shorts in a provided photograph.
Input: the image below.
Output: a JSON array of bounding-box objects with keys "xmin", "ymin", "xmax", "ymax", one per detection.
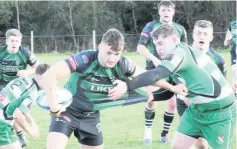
[
  {"xmin": 177, "ymin": 102, "xmax": 236, "ymax": 149},
  {"xmin": 0, "ymin": 123, "xmax": 17, "ymax": 146}
]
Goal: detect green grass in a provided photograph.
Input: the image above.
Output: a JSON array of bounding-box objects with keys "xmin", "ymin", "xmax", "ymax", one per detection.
[{"xmin": 25, "ymin": 51, "xmax": 236, "ymax": 149}]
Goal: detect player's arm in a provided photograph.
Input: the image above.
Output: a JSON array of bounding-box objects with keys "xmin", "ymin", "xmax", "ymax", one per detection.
[
  {"xmin": 17, "ymin": 48, "xmax": 39, "ymax": 76},
  {"xmin": 42, "ymin": 53, "xmax": 87, "ymax": 113},
  {"xmin": 13, "ymin": 109, "xmax": 38, "ymax": 139},
  {"xmin": 224, "ymin": 29, "xmax": 232, "ymax": 46},
  {"xmin": 127, "ymin": 53, "xmax": 184, "ymax": 90},
  {"xmin": 109, "ymin": 54, "xmax": 186, "ymax": 100},
  {"xmin": 42, "ymin": 60, "xmax": 71, "ymax": 113},
  {"xmin": 137, "ymin": 23, "xmax": 161, "ymax": 67}
]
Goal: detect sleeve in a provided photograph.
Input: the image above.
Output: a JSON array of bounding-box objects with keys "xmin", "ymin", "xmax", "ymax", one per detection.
[
  {"xmin": 65, "ymin": 51, "xmax": 95, "ymax": 73},
  {"xmin": 217, "ymin": 56, "xmax": 227, "ymax": 78},
  {"xmin": 126, "ymin": 52, "xmax": 185, "ymax": 91},
  {"xmin": 119, "ymin": 57, "xmax": 136, "ymax": 77},
  {"xmin": 180, "ymin": 27, "xmax": 188, "ymax": 44},
  {"xmin": 20, "ymin": 47, "xmax": 38, "ymax": 66},
  {"xmin": 138, "ymin": 22, "xmax": 153, "ymax": 46},
  {"xmin": 18, "ymin": 97, "xmax": 32, "ymax": 115}
]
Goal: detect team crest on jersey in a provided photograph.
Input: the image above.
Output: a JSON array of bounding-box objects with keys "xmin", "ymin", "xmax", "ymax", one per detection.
[
  {"xmin": 217, "ymin": 135, "xmax": 224, "ymax": 144},
  {"xmin": 164, "ymin": 54, "xmax": 183, "ymax": 65},
  {"xmin": 15, "ymin": 60, "xmax": 20, "ymax": 65}
]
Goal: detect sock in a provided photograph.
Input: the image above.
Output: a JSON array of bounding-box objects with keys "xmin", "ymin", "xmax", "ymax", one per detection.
[
  {"xmin": 145, "ymin": 108, "xmax": 155, "ymax": 129},
  {"xmin": 17, "ymin": 130, "xmax": 24, "ymax": 137},
  {"xmin": 161, "ymin": 111, "xmax": 175, "ymax": 137}
]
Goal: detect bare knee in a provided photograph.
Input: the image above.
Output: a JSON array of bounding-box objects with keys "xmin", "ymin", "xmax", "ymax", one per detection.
[
  {"xmin": 167, "ymin": 96, "xmax": 177, "ymax": 111},
  {"xmin": 146, "ymin": 101, "xmax": 156, "ymax": 110}
]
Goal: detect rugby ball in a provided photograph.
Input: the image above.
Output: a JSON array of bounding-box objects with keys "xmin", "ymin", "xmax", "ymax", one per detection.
[{"xmin": 36, "ymin": 88, "xmax": 73, "ymax": 110}]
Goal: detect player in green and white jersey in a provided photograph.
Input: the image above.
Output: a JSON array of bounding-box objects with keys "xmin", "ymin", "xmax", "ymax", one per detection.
[
  {"xmin": 0, "ymin": 28, "xmax": 38, "ymax": 148},
  {"xmin": 110, "ymin": 24, "xmax": 236, "ymax": 149},
  {"xmin": 137, "ymin": 0, "xmax": 187, "ymax": 143},
  {"xmin": 0, "ymin": 64, "xmax": 50, "ymax": 149}
]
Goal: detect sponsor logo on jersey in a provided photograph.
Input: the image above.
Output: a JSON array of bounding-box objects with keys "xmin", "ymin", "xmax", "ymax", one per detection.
[{"xmin": 217, "ymin": 135, "xmax": 224, "ymax": 144}]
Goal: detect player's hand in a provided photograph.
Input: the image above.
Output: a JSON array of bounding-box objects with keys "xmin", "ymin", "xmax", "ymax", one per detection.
[
  {"xmin": 170, "ymin": 84, "xmax": 188, "ymax": 96},
  {"xmin": 17, "ymin": 70, "xmax": 29, "ymax": 77},
  {"xmin": 50, "ymin": 105, "xmax": 66, "ymax": 117},
  {"xmin": 232, "ymin": 84, "xmax": 237, "ymax": 93},
  {"xmin": 224, "ymin": 40, "xmax": 230, "ymax": 46},
  {"xmin": 152, "ymin": 58, "xmax": 161, "ymax": 67},
  {"xmin": 29, "ymin": 124, "xmax": 40, "ymax": 139},
  {"xmin": 108, "ymin": 80, "xmax": 128, "ymax": 100}
]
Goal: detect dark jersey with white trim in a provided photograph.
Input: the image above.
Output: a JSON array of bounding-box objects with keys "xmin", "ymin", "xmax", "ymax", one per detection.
[
  {"xmin": 0, "ymin": 46, "xmax": 37, "ymax": 89},
  {"xmin": 64, "ymin": 50, "xmax": 148, "ymax": 112}
]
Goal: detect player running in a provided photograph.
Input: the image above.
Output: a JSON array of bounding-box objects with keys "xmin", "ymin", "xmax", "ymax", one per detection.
[{"xmin": 110, "ymin": 24, "xmax": 236, "ymax": 149}]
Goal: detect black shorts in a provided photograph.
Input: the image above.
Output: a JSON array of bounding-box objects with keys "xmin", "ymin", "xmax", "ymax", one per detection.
[
  {"xmin": 49, "ymin": 108, "xmax": 103, "ymax": 146},
  {"xmin": 231, "ymin": 43, "xmax": 236, "ymax": 65},
  {"xmin": 152, "ymin": 88, "xmax": 175, "ymax": 101},
  {"xmin": 176, "ymin": 98, "xmax": 188, "ymax": 116}
]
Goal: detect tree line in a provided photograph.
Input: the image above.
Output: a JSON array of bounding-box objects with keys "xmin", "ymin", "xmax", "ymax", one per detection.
[{"xmin": 0, "ymin": 1, "xmax": 236, "ymax": 52}]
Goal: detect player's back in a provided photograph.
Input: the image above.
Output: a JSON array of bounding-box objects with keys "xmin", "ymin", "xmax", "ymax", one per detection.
[
  {"xmin": 0, "ymin": 77, "xmax": 38, "ymax": 108},
  {"xmin": 173, "ymin": 43, "xmax": 234, "ymax": 110}
]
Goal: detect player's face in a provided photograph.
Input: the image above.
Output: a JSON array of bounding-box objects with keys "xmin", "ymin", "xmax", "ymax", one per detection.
[
  {"xmin": 6, "ymin": 36, "xmax": 22, "ymax": 53},
  {"xmin": 159, "ymin": 6, "xmax": 175, "ymax": 23},
  {"xmin": 153, "ymin": 35, "xmax": 177, "ymax": 59},
  {"xmin": 193, "ymin": 26, "xmax": 213, "ymax": 51},
  {"xmin": 98, "ymin": 43, "xmax": 123, "ymax": 68}
]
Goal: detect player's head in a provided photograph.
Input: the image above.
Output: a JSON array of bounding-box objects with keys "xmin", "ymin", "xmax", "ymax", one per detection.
[
  {"xmin": 98, "ymin": 28, "xmax": 124, "ymax": 68},
  {"xmin": 158, "ymin": 0, "xmax": 175, "ymax": 23},
  {"xmin": 34, "ymin": 63, "xmax": 51, "ymax": 89},
  {"xmin": 193, "ymin": 20, "xmax": 213, "ymax": 51},
  {"xmin": 5, "ymin": 29, "xmax": 22, "ymax": 53},
  {"xmin": 152, "ymin": 24, "xmax": 179, "ymax": 59}
]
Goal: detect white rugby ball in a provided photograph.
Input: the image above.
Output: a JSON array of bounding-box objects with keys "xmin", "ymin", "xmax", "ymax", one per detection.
[{"xmin": 36, "ymin": 88, "xmax": 73, "ymax": 110}]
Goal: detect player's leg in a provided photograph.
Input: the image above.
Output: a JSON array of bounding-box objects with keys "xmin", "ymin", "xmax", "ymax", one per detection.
[
  {"xmin": 194, "ymin": 138, "xmax": 209, "ymax": 149},
  {"xmin": 172, "ymin": 107, "xmax": 200, "ymax": 149},
  {"xmin": 77, "ymin": 111, "xmax": 104, "ymax": 149},
  {"xmin": 46, "ymin": 111, "xmax": 74, "ymax": 149},
  {"xmin": 13, "ymin": 123, "xmax": 27, "ymax": 148},
  {"xmin": 151, "ymin": 88, "xmax": 176, "ymax": 143},
  {"xmin": 160, "ymin": 95, "xmax": 176, "ymax": 143},
  {"xmin": 143, "ymin": 86, "xmax": 157, "ymax": 145}
]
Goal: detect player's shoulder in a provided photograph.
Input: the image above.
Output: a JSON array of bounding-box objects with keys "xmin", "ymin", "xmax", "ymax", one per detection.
[
  {"xmin": 143, "ymin": 20, "xmax": 157, "ymax": 31},
  {"xmin": 72, "ymin": 49, "xmax": 98, "ymax": 64},
  {"xmin": 208, "ymin": 48, "xmax": 225, "ymax": 62}
]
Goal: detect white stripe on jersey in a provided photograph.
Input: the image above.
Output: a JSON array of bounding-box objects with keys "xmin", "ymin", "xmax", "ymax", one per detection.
[{"xmin": 190, "ymin": 85, "xmax": 233, "ymax": 104}]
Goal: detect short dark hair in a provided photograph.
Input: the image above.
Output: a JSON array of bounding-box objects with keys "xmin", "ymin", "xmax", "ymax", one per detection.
[
  {"xmin": 101, "ymin": 28, "xmax": 124, "ymax": 52},
  {"xmin": 158, "ymin": 0, "xmax": 175, "ymax": 10},
  {"xmin": 152, "ymin": 24, "xmax": 179, "ymax": 39},
  {"xmin": 35, "ymin": 63, "xmax": 50, "ymax": 75}
]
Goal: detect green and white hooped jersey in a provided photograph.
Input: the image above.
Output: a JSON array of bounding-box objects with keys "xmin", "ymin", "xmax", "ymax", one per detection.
[
  {"xmin": 0, "ymin": 77, "xmax": 38, "ymax": 126},
  {"xmin": 160, "ymin": 43, "xmax": 234, "ymax": 109}
]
